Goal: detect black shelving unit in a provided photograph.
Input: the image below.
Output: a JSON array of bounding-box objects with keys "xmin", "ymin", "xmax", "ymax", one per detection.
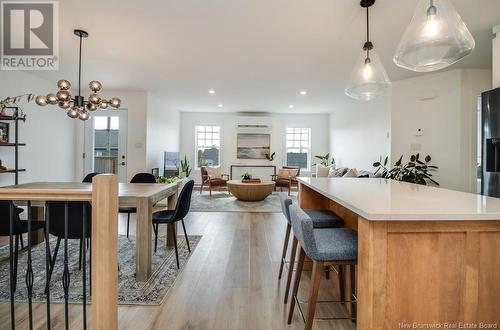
[{"xmin": 0, "ymin": 106, "xmax": 26, "ymax": 184}]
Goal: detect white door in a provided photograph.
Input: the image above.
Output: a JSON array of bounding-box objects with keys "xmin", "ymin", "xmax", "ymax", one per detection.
[{"xmin": 84, "ymin": 110, "xmax": 128, "ymax": 182}]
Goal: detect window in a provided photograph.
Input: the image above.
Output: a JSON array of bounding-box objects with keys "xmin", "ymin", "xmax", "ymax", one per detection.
[
  {"xmin": 195, "ymin": 125, "xmax": 221, "ymax": 168},
  {"xmin": 286, "ymin": 127, "xmax": 311, "ymax": 170}
]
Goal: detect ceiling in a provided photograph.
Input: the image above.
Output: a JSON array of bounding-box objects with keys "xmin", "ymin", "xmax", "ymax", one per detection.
[{"xmin": 31, "ymin": 0, "xmax": 500, "ymax": 113}]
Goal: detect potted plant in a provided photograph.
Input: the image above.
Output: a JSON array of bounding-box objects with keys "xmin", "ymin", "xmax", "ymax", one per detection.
[
  {"xmin": 313, "ymin": 153, "xmax": 335, "ymax": 167},
  {"xmin": 241, "ymin": 171, "xmax": 252, "ymax": 181},
  {"xmin": 265, "ymin": 151, "xmax": 275, "ymax": 163},
  {"xmin": 0, "ymin": 93, "xmax": 34, "ymax": 120},
  {"xmin": 158, "ymin": 176, "xmax": 179, "ymax": 184},
  {"xmin": 373, "ymin": 154, "xmax": 439, "ymax": 186},
  {"xmin": 180, "ymin": 155, "xmax": 192, "ymax": 178}
]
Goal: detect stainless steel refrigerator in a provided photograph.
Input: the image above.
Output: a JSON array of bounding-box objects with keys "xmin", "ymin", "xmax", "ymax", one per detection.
[{"xmin": 481, "ymin": 87, "xmax": 500, "ymax": 197}]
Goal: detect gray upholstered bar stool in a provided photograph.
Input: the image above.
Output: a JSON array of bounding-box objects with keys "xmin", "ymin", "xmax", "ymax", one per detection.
[
  {"xmin": 287, "ymin": 204, "xmax": 358, "ymax": 330},
  {"xmin": 277, "ymin": 193, "xmax": 344, "ymax": 304}
]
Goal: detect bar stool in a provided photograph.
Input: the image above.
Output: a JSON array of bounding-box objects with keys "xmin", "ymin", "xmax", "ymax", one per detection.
[
  {"xmin": 277, "ymin": 193, "xmax": 344, "ymax": 304},
  {"xmin": 287, "ymin": 204, "xmax": 357, "ymax": 330}
]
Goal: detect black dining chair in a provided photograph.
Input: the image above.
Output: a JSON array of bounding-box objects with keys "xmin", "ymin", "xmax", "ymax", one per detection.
[
  {"xmin": 119, "ymin": 173, "xmax": 157, "ymax": 238},
  {"xmin": 82, "ymin": 172, "xmax": 101, "ymax": 183},
  {"xmin": 45, "ymin": 201, "xmax": 91, "ymax": 292},
  {"xmin": 0, "ymin": 201, "xmax": 45, "ymax": 292},
  {"xmin": 152, "ymin": 180, "xmax": 194, "ymax": 269}
]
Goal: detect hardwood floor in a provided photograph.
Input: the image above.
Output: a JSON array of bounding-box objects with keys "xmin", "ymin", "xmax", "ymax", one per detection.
[{"xmin": 1, "ymin": 211, "xmax": 356, "ymax": 329}]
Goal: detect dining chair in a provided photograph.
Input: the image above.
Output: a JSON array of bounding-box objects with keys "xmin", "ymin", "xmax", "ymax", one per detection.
[
  {"xmin": 0, "ymin": 201, "xmax": 46, "ymax": 292},
  {"xmin": 152, "ymin": 180, "xmax": 194, "ymax": 268},
  {"xmin": 119, "ymin": 173, "xmax": 157, "ymax": 237},
  {"xmin": 82, "ymin": 172, "xmax": 101, "ymax": 183}
]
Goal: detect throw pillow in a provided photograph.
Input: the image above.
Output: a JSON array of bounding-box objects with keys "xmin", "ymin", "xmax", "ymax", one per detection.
[
  {"xmin": 206, "ymin": 165, "xmax": 222, "ymax": 179},
  {"xmin": 316, "ymin": 164, "xmax": 333, "ymax": 177},
  {"xmin": 343, "ymin": 168, "xmax": 358, "ymax": 178},
  {"xmin": 328, "ymin": 167, "xmax": 348, "ymax": 177},
  {"xmin": 277, "ymin": 168, "xmax": 299, "ymax": 179}
]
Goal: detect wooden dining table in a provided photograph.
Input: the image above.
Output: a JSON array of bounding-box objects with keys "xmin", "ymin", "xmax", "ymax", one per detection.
[{"xmin": 0, "ymin": 180, "xmax": 184, "ymax": 281}]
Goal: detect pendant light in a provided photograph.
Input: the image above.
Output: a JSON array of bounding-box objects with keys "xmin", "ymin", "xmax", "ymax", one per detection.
[
  {"xmin": 35, "ymin": 29, "xmax": 121, "ymax": 121},
  {"xmin": 393, "ymin": 0, "xmax": 475, "ymax": 72},
  {"xmin": 345, "ymin": 0, "xmax": 391, "ymax": 101}
]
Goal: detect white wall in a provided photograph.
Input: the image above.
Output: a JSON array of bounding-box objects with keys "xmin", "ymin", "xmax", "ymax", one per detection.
[
  {"xmin": 146, "ymin": 93, "xmax": 180, "ymax": 174},
  {"xmin": 0, "ymin": 71, "xmax": 76, "ymax": 186},
  {"xmin": 330, "ymin": 94, "xmax": 391, "ymax": 171},
  {"xmin": 180, "ymin": 112, "xmax": 330, "ymax": 183},
  {"xmin": 391, "ymin": 69, "xmax": 491, "ymax": 192},
  {"xmin": 74, "ymin": 90, "xmax": 148, "ymax": 182},
  {"xmin": 494, "ymin": 25, "xmax": 500, "ymax": 88}
]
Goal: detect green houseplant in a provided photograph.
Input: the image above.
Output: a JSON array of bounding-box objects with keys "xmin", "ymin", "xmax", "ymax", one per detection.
[
  {"xmin": 313, "ymin": 153, "xmax": 335, "ymax": 167},
  {"xmin": 158, "ymin": 176, "xmax": 178, "ymax": 184},
  {"xmin": 241, "ymin": 171, "xmax": 252, "ymax": 180},
  {"xmin": 180, "ymin": 155, "xmax": 192, "ymax": 178},
  {"xmin": 265, "ymin": 152, "xmax": 275, "ymax": 162},
  {"xmin": 373, "ymin": 154, "xmax": 439, "ymax": 186}
]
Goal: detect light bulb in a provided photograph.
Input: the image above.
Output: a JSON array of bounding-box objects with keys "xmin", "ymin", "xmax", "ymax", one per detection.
[
  {"xmin": 424, "ymin": 13, "xmax": 440, "ymax": 38},
  {"xmin": 362, "ymin": 60, "xmax": 373, "ymax": 80}
]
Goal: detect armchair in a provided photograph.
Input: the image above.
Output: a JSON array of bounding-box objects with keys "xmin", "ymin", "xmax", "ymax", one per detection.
[
  {"xmin": 200, "ymin": 166, "xmax": 230, "ymax": 196},
  {"xmin": 271, "ymin": 166, "xmax": 300, "ymax": 196}
]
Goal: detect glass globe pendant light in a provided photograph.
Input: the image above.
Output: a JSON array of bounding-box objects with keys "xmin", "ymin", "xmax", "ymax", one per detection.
[
  {"xmin": 345, "ymin": 0, "xmax": 391, "ymax": 101},
  {"xmin": 35, "ymin": 29, "xmax": 121, "ymax": 120},
  {"xmin": 393, "ymin": 0, "xmax": 475, "ymax": 72}
]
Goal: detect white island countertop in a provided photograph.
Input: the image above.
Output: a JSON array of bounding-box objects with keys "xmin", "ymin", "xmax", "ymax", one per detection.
[{"xmin": 297, "ymin": 177, "xmax": 500, "ymax": 221}]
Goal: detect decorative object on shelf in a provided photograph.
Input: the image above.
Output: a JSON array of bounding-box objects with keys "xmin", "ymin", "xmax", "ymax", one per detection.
[
  {"xmin": 180, "ymin": 155, "xmax": 192, "ymax": 178},
  {"xmin": 265, "ymin": 151, "xmax": 275, "ymax": 162},
  {"xmin": 345, "ymin": 0, "xmax": 391, "ymax": 101},
  {"xmin": 313, "ymin": 153, "xmax": 335, "ymax": 167},
  {"xmin": 241, "ymin": 171, "xmax": 252, "ymax": 180},
  {"xmin": 394, "ymin": 0, "xmax": 475, "ymax": 72},
  {"xmin": 0, "ymin": 94, "xmax": 33, "ymax": 120},
  {"xmin": 373, "ymin": 154, "xmax": 439, "ymax": 186},
  {"xmin": 0, "ymin": 160, "xmax": 6, "ymax": 171},
  {"xmin": 237, "ymin": 133, "xmax": 271, "ymax": 159},
  {"xmin": 158, "ymin": 176, "xmax": 179, "ymax": 184},
  {"xmin": 0, "ymin": 122, "xmax": 9, "ymax": 143},
  {"xmin": 35, "ymin": 29, "xmax": 121, "ymax": 121}
]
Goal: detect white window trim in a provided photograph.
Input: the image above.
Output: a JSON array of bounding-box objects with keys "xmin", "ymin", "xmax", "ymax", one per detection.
[
  {"xmin": 194, "ymin": 124, "xmax": 222, "ymax": 170},
  {"xmin": 284, "ymin": 126, "xmax": 311, "ymax": 171}
]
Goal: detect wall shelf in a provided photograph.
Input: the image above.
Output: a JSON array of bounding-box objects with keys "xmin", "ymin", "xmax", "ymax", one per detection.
[
  {"xmin": 0, "ymin": 169, "xmax": 26, "ymax": 174},
  {"xmin": 0, "ymin": 143, "xmax": 26, "ymax": 147},
  {"xmin": 0, "ymin": 107, "xmax": 26, "ymax": 184}
]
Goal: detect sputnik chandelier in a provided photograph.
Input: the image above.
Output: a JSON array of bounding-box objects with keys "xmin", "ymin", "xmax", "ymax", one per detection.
[{"xmin": 35, "ymin": 29, "xmax": 121, "ymax": 121}]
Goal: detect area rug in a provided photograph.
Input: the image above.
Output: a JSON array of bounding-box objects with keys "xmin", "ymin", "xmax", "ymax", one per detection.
[
  {"xmin": 191, "ymin": 190, "xmax": 297, "ymax": 212},
  {"xmin": 0, "ymin": 234, "xmax": 201, "ymax": 305}
]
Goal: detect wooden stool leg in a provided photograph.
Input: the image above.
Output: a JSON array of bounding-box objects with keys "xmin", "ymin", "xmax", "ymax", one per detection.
[
  {"xmin": 338, "ymin": 265, "xmax": 345, "ymax": 303},
  {"xmin": 350, "ymin": 264, "xmax": 357, "ymax": 321},
  {"xmin": 284, "ymin": 236, "xmax": 298, "ymax": 304},
  {"xmin": 287, "ymin": 246, "xmax": 305, "ymax": 324},
  {"xmin": 305, "ymin": 261, "xmax": 324, "ymax": 330},
  {"xmin": 278, "ymin": 224, "xmax": 292, "ymax": 280}
]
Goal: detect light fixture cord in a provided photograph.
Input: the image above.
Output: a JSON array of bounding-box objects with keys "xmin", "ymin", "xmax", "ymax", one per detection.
[
  {"xmin": 366, "ymin": 6, "xmax": 370, "ymax": 60},
  {"xmin": 78, "ymin": 34, "xmax": 82, "ymax": 98}
]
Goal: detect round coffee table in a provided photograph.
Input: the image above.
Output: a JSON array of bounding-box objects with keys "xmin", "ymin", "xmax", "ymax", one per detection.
[{"xmin": 227, "ymin": 180, "xmax": 275, "ymax": 201}]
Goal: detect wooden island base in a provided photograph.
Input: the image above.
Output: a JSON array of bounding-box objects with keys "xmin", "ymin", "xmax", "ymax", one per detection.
[{"xmin": 299, "ymin": 182, "xmax": 500, "ymax": 329}]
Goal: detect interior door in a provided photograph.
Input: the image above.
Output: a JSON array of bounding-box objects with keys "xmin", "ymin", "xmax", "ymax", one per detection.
[{"xmin": 84, "ymin": 110, "xmax": 128, "ymax": 182}]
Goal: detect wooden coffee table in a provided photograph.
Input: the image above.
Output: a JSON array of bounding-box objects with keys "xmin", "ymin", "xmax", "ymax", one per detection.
[{"xmin": 227, "ymin": 180, "xmax": 275, "ymax": 201}]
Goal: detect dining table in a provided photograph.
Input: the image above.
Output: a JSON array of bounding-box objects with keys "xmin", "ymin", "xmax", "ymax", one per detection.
[{"xmin": 0, "ymin": 180, "xmax": 184, "ymax": 281}]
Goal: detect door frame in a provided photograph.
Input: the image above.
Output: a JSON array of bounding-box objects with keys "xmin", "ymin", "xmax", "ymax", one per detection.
[{"xmin": 83, "ymin": 109, "xmax": 128, "ymax": 182}]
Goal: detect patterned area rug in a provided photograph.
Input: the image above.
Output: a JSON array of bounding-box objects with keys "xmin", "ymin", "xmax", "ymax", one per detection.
[
  {"xmin": 0, "ymin": 234, "xmax": 201, "ymax": 305},
  {"xmin": 191, "ymin": 190, "xmax": 297, "ymax": 212}
]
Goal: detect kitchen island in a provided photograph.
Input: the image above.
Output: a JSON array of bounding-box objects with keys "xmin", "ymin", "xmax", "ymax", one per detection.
[{"xmin": 297, "ymin": 177, "xmax": 500, "ymax": 329}]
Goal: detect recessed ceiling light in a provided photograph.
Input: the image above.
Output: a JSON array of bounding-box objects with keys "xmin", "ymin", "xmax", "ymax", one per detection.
[
  {"xmin": 217, "ymin": 104, "xmax": 223, "ymax": 108},
  {"xmin": 300, "ymin": 90, "xmax": 307, "ymax": 95},
  {"xmin": 289, "ymin": 104, "xmax": 295, "ymax": 108},
  {"xmin": 208, "ymin": 89, "xmax": 216, "ymax": 94}
]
